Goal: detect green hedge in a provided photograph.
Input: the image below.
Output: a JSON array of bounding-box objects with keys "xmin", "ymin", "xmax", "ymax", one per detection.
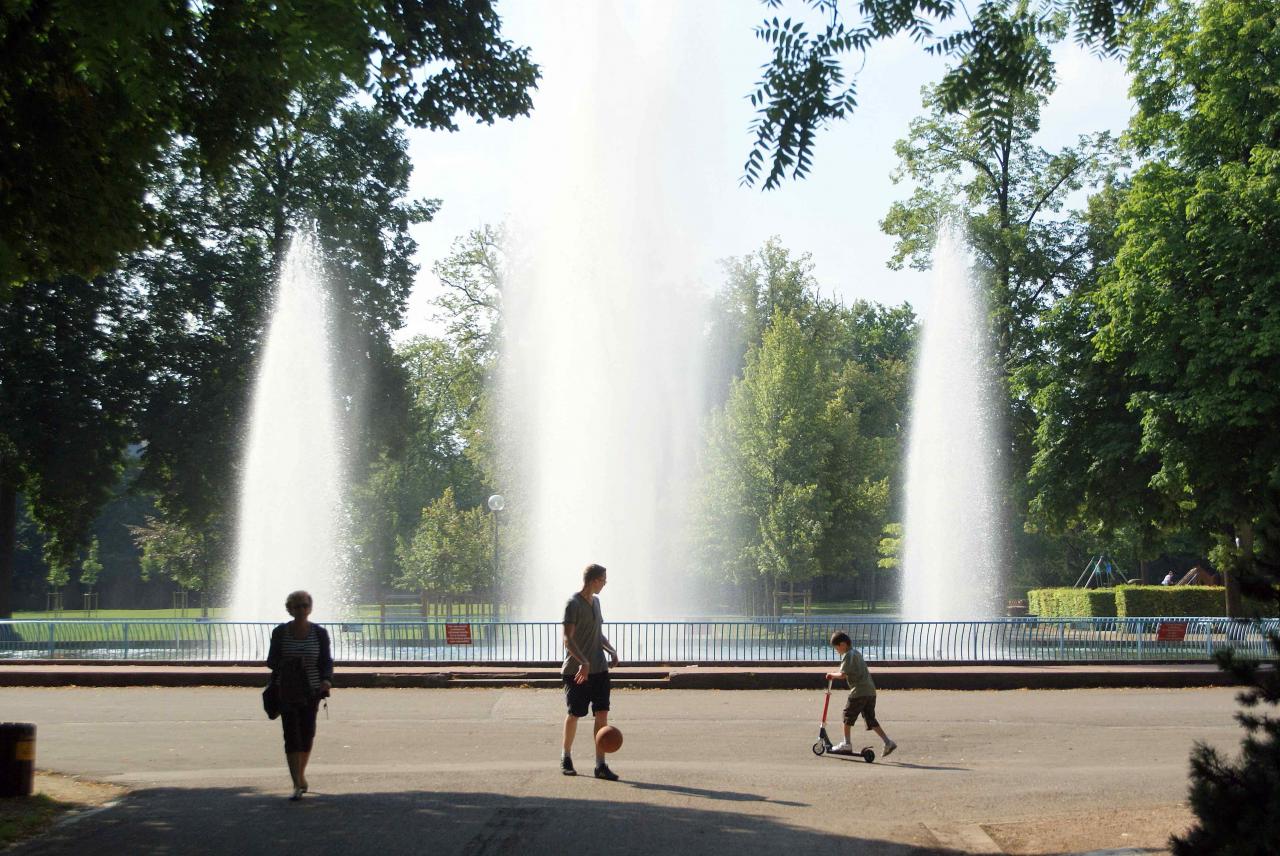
[
  {"xmin": 1029, "ymin": 585, "xmax": 1230, "ymax": 617},
  {"xmin": 1027, "ymin": 587, "xmax": 1117, "ymax": 617},
  {"xmin": 1115, "ymin": 585, "xmax": 1225, "ymax": 617}
]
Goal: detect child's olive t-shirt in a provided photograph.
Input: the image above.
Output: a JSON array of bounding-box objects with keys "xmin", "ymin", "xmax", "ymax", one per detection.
[{"xmin": 840, "ymin": 648, "xmax": 876, "ymax": 697}]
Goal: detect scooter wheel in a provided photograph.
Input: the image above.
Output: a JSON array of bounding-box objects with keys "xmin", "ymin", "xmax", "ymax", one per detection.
[
  {"xmin": 860, "ymin": 747, "xmax": 876, "ymax": 763},
  {"xmin": 812, "ymin": 742, "xmax": 825, "ymax": 756}
]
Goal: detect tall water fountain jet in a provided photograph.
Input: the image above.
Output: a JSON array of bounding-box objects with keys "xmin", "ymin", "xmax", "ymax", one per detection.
[
  {"xmin": 231, "ymin": 235, "xmax": 349, "ymax": 620},
  {"xmin": 900, "ymin": 226, "xmax": 1004, "ymax": 620},
  {"xmin": 499, "ymin": 3, "xmax": 710, "ymax": 619}
]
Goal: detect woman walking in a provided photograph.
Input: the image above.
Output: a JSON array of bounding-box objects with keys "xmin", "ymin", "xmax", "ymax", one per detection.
[{"xmin": 267, "ymin": 590, "xmax": 333, "ymax": 800}]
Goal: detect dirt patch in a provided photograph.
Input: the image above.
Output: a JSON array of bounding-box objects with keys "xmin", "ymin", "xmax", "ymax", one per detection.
[
  {"xmin": 29, "ymin": 771, "xmax": 125, "ymax": 808},
  {"xmin": 983, "ymin": 804, "xmax": 1195, "ymax": 855},
  {"xmin": 0, "ymin": 772, "xmax": 126, "ymax": 848}
]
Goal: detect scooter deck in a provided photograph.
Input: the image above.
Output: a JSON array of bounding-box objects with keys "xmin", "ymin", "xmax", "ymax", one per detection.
[{"xmin": 816, "ymin": 743, "xmax": 877, "ymax": 763}]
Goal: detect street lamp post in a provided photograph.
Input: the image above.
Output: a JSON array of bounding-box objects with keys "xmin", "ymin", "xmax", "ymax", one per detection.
[{"xmin": 487, "ymin": 494, "xmax": 505, "ymax": 616}]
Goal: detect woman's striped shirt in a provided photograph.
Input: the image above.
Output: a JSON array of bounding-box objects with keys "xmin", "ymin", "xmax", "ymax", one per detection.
[{"xmin": 280, "ymin": 625, "xmax": 322, "ymax": 691}]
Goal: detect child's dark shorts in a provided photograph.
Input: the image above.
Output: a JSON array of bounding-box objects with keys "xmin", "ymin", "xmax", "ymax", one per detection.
[
  {"xmin": 843, "ymin": 693, "xmax": 879, "ymax": 729},
  {"xmin": 564, "ymin": 671, "xmax": 611, "ymax": 717}
]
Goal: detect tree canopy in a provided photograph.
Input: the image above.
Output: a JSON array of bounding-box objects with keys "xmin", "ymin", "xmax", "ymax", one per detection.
[{"xmin": 0, "ymin": 0, "xmax": 537, "ymax": 290}]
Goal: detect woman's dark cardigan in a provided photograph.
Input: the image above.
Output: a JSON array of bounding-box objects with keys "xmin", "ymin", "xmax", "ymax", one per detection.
[{"xmin": 266, "ymin": 623, "xmax": 334, "ymax": 687}]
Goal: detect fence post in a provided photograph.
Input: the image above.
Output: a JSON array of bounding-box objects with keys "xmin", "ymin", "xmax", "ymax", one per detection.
[
  {"xmin": 1056, "ymin": 621, "xmax": 1065, "ymax": 660},
  {"xmin": 123, "ymin": 623, "xmax": 130, "ymax": 659},
  {"xmin": 46, "ymin": 622, "xmax": 55, "ymax": 658}
]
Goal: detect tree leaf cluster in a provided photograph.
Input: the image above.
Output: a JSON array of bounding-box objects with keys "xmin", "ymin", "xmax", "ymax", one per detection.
[
  {"xmin": 0, "ymin": 0, "xmax": 538, "ymax": 289},
  {"xmin": 744, "ymin": 0, "xmax": 1150, "ymax": 189}
]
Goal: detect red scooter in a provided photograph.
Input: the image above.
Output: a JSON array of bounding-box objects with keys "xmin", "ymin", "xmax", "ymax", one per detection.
[{"xmin": 812, "ymin": 679, "xmax": 876, "ymax": 762}]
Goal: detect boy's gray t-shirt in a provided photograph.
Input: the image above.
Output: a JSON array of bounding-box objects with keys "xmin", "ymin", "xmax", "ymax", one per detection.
[
  {"xmin": 562, "ymin": 593, "xmax": 608, "ymax": 678},
  {"xmin": 840, "ymin": 648, "xmax": 876, "ymax": 697}
]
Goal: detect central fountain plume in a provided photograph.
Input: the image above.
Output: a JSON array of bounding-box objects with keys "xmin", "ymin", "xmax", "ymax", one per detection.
[
  {"xmin": 231, "ymin": 235, "xmax": 349, "ymax": 620},
  {"xmin": 499, "ymin": 3, "xmax": 709, "ymax": 619},
  {"xmin": 900, "ymin": 226, "xmax": 1004, "ymax": 620}
]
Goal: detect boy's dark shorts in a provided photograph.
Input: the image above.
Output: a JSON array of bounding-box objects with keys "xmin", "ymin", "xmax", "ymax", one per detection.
[
  {"xmin": 843, "ymin": 693, "xmax": 879, "ymax": 729},
  {"xmin": 564, "ymin": 671, "xmax": 611, "ymax": 717}
]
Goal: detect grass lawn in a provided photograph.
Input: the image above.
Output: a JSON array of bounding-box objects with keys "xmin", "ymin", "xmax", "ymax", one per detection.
[
  {"xmin": 0, "ymin": 793, "xmax": 69, "ymax": 847},
  {"xmin": 804, "ymin": 600, "xmax": 899, "ymax": 616}
]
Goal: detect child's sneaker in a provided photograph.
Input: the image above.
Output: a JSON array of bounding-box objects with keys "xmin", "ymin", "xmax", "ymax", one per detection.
[
  {"xmin": 830, "ymin": 741, "xmax": 852, "ymax": 754},
  {"xmin": 883, "ymin": 740, "xmax": 898, "ymax": 757},
  {"xmin": 560, "ymin": 755, "xmax": 576, "ymax": 776},
  {"xmin": 594, "ymin": 763, "xmax": 619, "ymax": 781}
]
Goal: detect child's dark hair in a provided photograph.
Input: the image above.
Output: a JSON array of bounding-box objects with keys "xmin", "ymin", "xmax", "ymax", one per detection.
[
  {"xmin": 583, "ymin": 563, "xmax": 607, "ymax": 584},
  {"xmin": 829, "ymin": 631, "xmax": 851, "ymax": 647}
]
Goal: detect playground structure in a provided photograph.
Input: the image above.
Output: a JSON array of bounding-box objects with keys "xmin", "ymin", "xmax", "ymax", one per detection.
[{"xmin": 1075, "ymin": 555, "xmax": 1132, "ymax": 589}]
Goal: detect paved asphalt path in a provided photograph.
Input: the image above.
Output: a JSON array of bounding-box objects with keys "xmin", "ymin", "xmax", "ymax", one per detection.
[{"xmin": 0, "ymin": 686, "xmax": 1243, "ymax": 855}]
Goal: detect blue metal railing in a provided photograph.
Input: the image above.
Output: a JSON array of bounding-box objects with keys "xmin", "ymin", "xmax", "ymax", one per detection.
[{"xmin": 0, "ymin": 617, "xmax": 1275, "ymax": 663}]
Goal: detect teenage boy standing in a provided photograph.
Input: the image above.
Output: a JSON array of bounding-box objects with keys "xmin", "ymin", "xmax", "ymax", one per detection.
[{"xmin": 560, "ymin": 563, "xmax": 620, "ymax": 780}]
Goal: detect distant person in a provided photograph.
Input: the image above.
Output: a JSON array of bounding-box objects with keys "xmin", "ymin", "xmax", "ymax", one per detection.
[
  {"xmin": 825, "ymin": 631, "xmax": 897, "ymax": 758},
  {"xmin": 1161, "ymin": 572, "xmax": 1175, "ymax": 586},
  {"xmin": 560, "ymin": 563, "xmax": 620, "ymax": 780},
  {"xmin": 267, "ymin": 590, "xmax": 333, "ymax": 801}
]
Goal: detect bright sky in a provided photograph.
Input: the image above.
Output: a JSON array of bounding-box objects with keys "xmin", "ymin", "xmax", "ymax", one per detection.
[{"xmin": 397, "ymin": 0, "xmax": 1135, "ymax": 341}]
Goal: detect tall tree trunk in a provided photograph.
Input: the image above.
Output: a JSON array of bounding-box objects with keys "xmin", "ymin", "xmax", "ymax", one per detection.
[
  {"xmin": 0, "ymin": 480, "xmax": 15, "ymax": 619},
  {"xmin": 1226, "ymin": 522, "xmax": 1251, "ymax": 618}
]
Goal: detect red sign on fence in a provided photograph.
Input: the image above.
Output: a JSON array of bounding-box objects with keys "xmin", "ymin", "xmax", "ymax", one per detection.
[
  {"xmin": 445, "ymin": 623, "xmax": 473, "ymax": 645},
  {"xmin": 1155, "ymin": 621, "xmax": 1188, "ymax": 642}
]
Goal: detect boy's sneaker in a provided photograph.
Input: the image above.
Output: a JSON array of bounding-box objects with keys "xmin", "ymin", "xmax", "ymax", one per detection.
[
  {"xmin": 594, "ymin": 763, "xmax": 619, "ymax": 781},
  {"xmin": 560, "ymin": 756, "xmax": 576, "ymax": 776},
  {"xmin": 883, "ymin": 740, "xmax": 898, "ymax": 758},
  {"xmin": 830, "ymin": 741, "xmax": 852, "ymax": 754}
]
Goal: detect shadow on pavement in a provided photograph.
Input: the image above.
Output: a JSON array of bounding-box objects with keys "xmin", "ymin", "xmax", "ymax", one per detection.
[
  {"xmin": 822, "ymin": 756, "xmax": 971, "ymax": 772},
  {"xmin": 623, "ymin": 779, "xmax": 809, "ymax": 807},
  {"xmin": 11, "ymin": 785, "xmax": 971, "ymax": 856}
]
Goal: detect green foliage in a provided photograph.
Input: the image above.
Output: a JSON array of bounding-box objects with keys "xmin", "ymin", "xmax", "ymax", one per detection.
[
  {"xmin": 1027, "ymin": 587, "xmax": 1117, "ymax": 617},
  {"xmin": 1114, "ymin": 586, "xmax": 1226, "ymax": 618},
  {"xmin": 697, "ymin": 241, "xmax": 914, "ymax": 606},
  {"xmin": 744, "ymin": 0, "xmax": 1150, "ymax": 189},
  {"xmin": 0, "ymin": 273, "xmax": 149, "ymax": 614},
  {"xmin": 1, "ymin": 0, "xmax": 538, "ymax": 288},
  {"xmin": 1173, "ymin": 633, "xmax": 1280, "ymax": 855},
  {"xmin": 1087, "ymin": 0, "xmax": 1280, "ymax": 613},
  {"xmin": 348, "ymin": 226, "xmax": 501, "ymax": 593},
  {"xmin": 395, "ymin": 488, "xmax": 492, "ymax": 595},
  {"xmin": 130, "ymin": 517, "xmax": 224, "ymax": 598},
  {"xmin": 877, "ymin": 522, "xmax": 903, "ymax": 570},
  {"xmin": 79, "ymin": 539, "xmax": 103, "ymax": 590}
]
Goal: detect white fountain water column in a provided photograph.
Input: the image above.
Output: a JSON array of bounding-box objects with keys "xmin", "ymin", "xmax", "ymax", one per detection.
[
  {"xmin": 900, "ymin": 227, "xmax": 1004, "ymax": 621},
  {"xmin": 499, "ymin": 3, "xmax": 710, "ymax": 619},
  {"xmin": 231, "ymin": 235, "xmax": 349, "ymax": 621}
]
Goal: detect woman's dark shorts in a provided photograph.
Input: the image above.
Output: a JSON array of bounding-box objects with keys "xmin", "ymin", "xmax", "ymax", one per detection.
[
  {"xmin": 564, "ymin": 671, "xmax": 611, "ymax": 717},
  {"xmin": 280, "ymin": 698, "xmax": 321, "ymax": 753},
  {"xmin": 843, "ymin": 693, "xmax": 879, "ymax": 729}
]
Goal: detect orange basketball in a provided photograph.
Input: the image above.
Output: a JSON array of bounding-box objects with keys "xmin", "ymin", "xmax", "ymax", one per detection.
[{"xmin": 595, "ymin": 725, "xmax": 623, "ymax": 753}]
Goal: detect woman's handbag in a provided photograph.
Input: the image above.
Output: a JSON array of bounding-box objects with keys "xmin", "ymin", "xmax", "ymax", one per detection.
[{"xmin": 262, "ymin": 680, "xmax": 280, "ymax": 720}]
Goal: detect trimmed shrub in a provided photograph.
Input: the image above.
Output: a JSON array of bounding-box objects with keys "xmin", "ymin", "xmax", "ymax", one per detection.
[
  {"xmin": 1115, "ymin": 586, "xmax": 1225, "ymax": 617},
  {"xmin": 1027, "ymin": 587, "xmax": 1117, "ymax": 617}
]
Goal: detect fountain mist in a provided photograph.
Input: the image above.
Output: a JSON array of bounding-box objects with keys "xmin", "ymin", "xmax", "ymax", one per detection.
[
  {"xmin": 231, "ymin": 236, "xmax": 349, "ymax": 620},
  {"xmin": 499, "ymin": 3, "xmax": 710, "ymax": 619},
  {"xmin": 900, "ymin": 227, "xmax": 1004, "ymax": 620}
]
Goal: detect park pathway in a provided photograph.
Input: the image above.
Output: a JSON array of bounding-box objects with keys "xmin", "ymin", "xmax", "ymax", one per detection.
[{"xmin": 0, "ymin": 686, "xmax": 1236, "ymax": 855}]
